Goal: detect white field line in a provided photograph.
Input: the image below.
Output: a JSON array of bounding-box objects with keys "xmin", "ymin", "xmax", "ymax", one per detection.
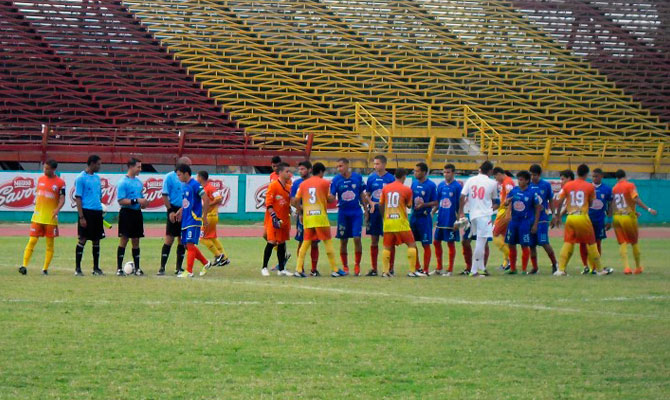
[{"xmin": 0, "ymin": 298, "xmax": 318, "ymax": 306}]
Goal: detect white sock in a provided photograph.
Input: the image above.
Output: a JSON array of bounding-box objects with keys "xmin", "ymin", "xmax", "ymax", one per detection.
[{"xmin": 473, "ymin": 236, "xmax": 487, "ymax": 273}]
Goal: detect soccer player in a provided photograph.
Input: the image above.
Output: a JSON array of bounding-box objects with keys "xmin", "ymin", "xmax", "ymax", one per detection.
[
  {"xmin": 504, "ymin": 171, "xmax": 542, "ymax": 274},
  {"xmin": 74, "ymin": 155, "xmax": 105, "ymax": 276},
  {"xmin": 331, "ymin": 158, "xmax": 367, "ymax": 276},
  {"xmin": 291, "ymin": 161, "xmax": 320, "ymax": 276},
  {"xmin": 529, "ymin": 164, "xmax": 559, "ymax": 273},
  {"xmin": 269, "ymin": 155, "xmax": 282, "ymax": 182},
  {"xmin": 492, "ymin": 167, "xmax": 515, "ymax": 270},
  {"xmin": 175, "ymin": 164, "xmax": 211, "ymax": 278},
  {"xmin": 293, "ymin": 162, "xmax": 344, "ymax": 277},
  {"xmin": 432, "ymin": 163, "xmax": 462, "ymax": 276},
  {"xmin": 18, "ymin": 159, "xmax": 65, "ymax": 276},
  {"xmin": 116, "ymin": 158, "xmax": 148, "ymax": 276},
  {"xmin": 579, "ymin": 168, "xmax": 611, "ymax": 274},
  {"xmin": 197, "ymin": 170, "xmax": 230, "ymax": 272},
  {"xmin": 611, "ymin": 169, "xmax": 657, "ymax": 274},
  {"xmin": 364, "ymin": 155, "xmax": 396, "ymax": 276},
  {"xmin": 158, "ymin": 156, "xmax": 192, "ymax": 276},
  {"xmin": 262, "ymin": 162, "xmax": 292, "ymax": 276},
  {"xmin": 380, "ymin": 168, "xmax": 422, "ymax": 277},
  {"xmin": 552, "ymin": 164, "xmax": 611, "ymax": 276},
  {"xmin": 458, "ymin": 161, "xmax": 498, "ymax": 278},
  {"xmin": 410, "ymin": 162, "xmax": 437, "ymax": 274}
]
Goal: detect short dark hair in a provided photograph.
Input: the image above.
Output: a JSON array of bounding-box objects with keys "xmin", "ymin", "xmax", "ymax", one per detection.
[
  {"xmin": 337, "ymin": 158, "xmax": 349, "ymax": 164},
  {"xmin": 443, "ymin": 163, "xmax": 455, "ymax": 172},
  {"xmin": 395, "ymin": 167, "xmax": 407, "ymax": 179},
  {"xmin": 197, "ymin": 170, "xmax": 209, "ymax": 180},
  {"xmin": 45, "ymin": 159, "xmax": 58, "ymax": 169},
  {"xmin": 505, "ymin": 170, "xmax": 513, "ymax": 177},
  {"xmin": 615, "ymin": 169, "xmax": 626, "ymax": 179},
  {"xmin": 298, "ymin": 160, "xmax": 312, "ymax": 170},
  {"xmin": 276, "ymin": 162, "xmax": 290, "ymax": 172},
  {"xmin": 87, "ymin": 155, "xmax": 101, "ymax": 166},
  {"xmin": 176, "ymin": 164, "xmax": 192, "ymax": 175},
  {"xmin": 415, "ymin": 162, "xmax": 428, "ymax": 173},
  {"xmin": 560, "ymin": 169, "xmax": 574, "ymax": 180},
  {"xmin": 373, "ymin": 155, "xmax": 387, "ymax": 164},
  {"xmin": 271, "ymin": 156, "xmax": 282, "ymax": 164},
  {"xmin": 492, "ymin": 167, "xmax": 505, "ymax": 175},
  {"xmin": 577, "ymin": 164, "xmax": 589, "ymax": 178},
  {"xmin": 312, "ymin": 162, "xmax": 326, "ymax": 175},
  {"xmin": 529, "ymin": 164, "xmax": 542, "ymax": 175},
  {"xmin": 127, "ymin": 157, "xmax": 141, "ymax": 168},
  {"xmin": 593, "ymin": 168, "xmax": 603, "ymax": 175},
  {"xmin": 480, "ymin": 161, "xmax": 493, "ymax": 174},
  {"xmin": 516, "ymin": 170, "xmax": 531, "ymax": 181}
]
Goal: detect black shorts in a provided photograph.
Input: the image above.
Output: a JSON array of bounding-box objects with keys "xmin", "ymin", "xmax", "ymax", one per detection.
[
  {"xmin": 118, "ymin": 208, "xmax": 144, "ymax": 238},
  {"xmin": 78, "ymin": 208, "xmax": 105, "ymax": 241},
  {"xmin": 165, "ymin": 205, "xmax": 181, "ymax": 237}
]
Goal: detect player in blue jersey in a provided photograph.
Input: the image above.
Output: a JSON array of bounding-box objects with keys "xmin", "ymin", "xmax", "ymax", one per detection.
[
  {"xmin": 410, "ymin": 162, "xmax": 438, "ymax": 274},
  {"xmin": 332, "ymin": 158, "xmax": 367, "ymax": 276},
  {"xmin": 504, "ymin": 170, "xmax": 543, "ymax": 274},
  {"xmin": 364, "ymin": 155, "xmax": 396, "ymax": 276},
  {"xmin": 579, "ymin": 168, "xmax": 612, "ymax": 274},
  {"xmin": 116, "ymin": 158, "xmax": 148, "ymax": 276},
  {"xmin": 158, "ymin": 156, "xmax": 191, "ymax": 276},
  {"xmin": 175, "ymin": 164, "xmax": 211, "ymax": 278},
  {"xmin": 432, "ymin": 163, "xmax": 462, "ymax": 276},
  {"xmin": 529, "ymin": 164, "xmax": 559, "ymax": 273},
  {"xmin": 290, "ymin": 160, "xmax": 319, "ymax": 276}
]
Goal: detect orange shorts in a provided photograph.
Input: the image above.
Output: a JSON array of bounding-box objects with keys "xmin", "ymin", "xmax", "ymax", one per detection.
[
  {"xmin": 383, "ymin": 231, "xmax": 415, "ymax": 247},
  {"xmin": 493, "ymin": 214, "xmax": 511, "ymax": 236},
  {"xmin": 201, "ymin": 215, "xmax": 218, "ymax": 239},
  {"xmin": 267, "ymin": 224, "xmax": 290, "ymax": 243},
  {"xmin": 304, "ymin": 226, "xmax": 331, "ymax": 241},
  {"xmin": 30, "ymin": 222, "xmax": 59, "ymax": 238},
  {"xmin": 563, "ymin": 215, "xmax": 595, "ymax": 245},
  {"xmin": 613, "ymin": 215, "xmax": 638, "ymax": 244}
]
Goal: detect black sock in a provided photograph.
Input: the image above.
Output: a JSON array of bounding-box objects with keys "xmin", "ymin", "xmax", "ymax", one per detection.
[
  {"xmin": 117, "ymin": 246, "xmax": 126, "ymax": 270},
  {"xmin": 277, "ymin": 243, "xmax": 287, "ymax": 271},
  {"xmin": 75, "ymin": 243, "xmax": 84, "ymax": 271},
  {"xmin": 92, "ymin": 243, "xmax": 100, "ymax": 271},
  {"xmin": 132, "ymin": 248, "xmax": 140, "ymax": 271},
  {"xmin": 160, "ymin": 244, "xmax": 171, "ymax": 270},
  {"xmin": 262, "ymin": 242, "xmax": 274, "ymax": 270},
  {"xmin": 176, "ymin": 244, "xmax": 185, "ymax": 271}
]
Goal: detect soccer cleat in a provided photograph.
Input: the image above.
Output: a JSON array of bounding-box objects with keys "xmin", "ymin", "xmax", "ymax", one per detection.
[
  {"xmin": 381, "ymin": 272, "xmax": 392, "ymax": 278},
  {"xmin": 18, "ymin": 266, "xmax": 27, "ymax": 275},
  {"xmin": 92, "ymin": 268, "xmax": 104, "ymax": 276},
  {"xmin": 598, "ymin": 268, "xmax": 614, "ymax": 276},
  {"xmin": 354, "ymin": 266, "xmax": 360, "ymax": 276},
  {"xmin": 528, "ymin": 269, "xmax": 538, "ymax": 275},
  {"xmin": 551, "ymin": 264, "xmax": 558, "ymax": 274},
  {"xmin": 116, "ymin": 269, "xmax": 126, "ymax": 277},
  {"xmin": 218, "ymin": 257, "xmax": 231, "ymax": 267},
  {"xmin": 177, "ymin": 271, "xmax": 193, "ymax": 278},
  {"xmin": 505, "ymin": 269, "xmax": 517, "ymax": 275},
  {"xmin": 135, "ymin": 268, "xmax": 144, "ymax": 276},
  {"xmin": 277, "ymin": 269, "xmax": 292, "ymax": 276},
  {"xmin": 343, "ymin": 266, "xmax": 349, "ymax": 274},
  {"xmin": 498, "ymin": 262, "xmax": 511, "ymax": 271},
  {"xmin": 156, "ymin": 268, "xmax": 165, "ymax": 276},
  {"xmin": 213, "ymin": 254, "xmax": 226, "ymax": 266},
  {"xmin": 444, "ymin": 271, "xmax": 453, "ymax": 277},
  {"xmin": 469, "ymin": 272, "xmax": 486, "ymax": 278},
  {"xmin": 199, "ymin": 262, "xmax": 212, "ymax": 276},
  {"xmin": 331, "ymin": 269, "xmax": 347, "ymax": 277},
  {"xmin": 310, "ymin": 270, "xmax": 321, "ymax": 277},
  {"xmin": 365, "ymin": 269, "xmax": 378, "ymax": 277},
  {"xmin": 389, "ymin": 269, "xmax": 395, "ymax": 277},
  {"xmin": 293, "ymin": 271, "xmax": 307, "ymax": 278},
  {"xmin": 633, "ymin": 267, "xmax": 643, "ymax": 274},
  {"xmin": 174, "ymin": 268, "xmax": 184, "ymax": 276},
  {"xmin": 41, "ymin": 269, "xmax": 48, "ymax": 276},
  {"xmin": 623, "ymin": 267, "xmax": 633, "ymax": 275},
  {"xmin": 74, "ymin": 269, "xmax": 84, "ymax": 276},
  {"xmin": 481, "ymin": 269, "xmax": 490, "ymax": 276},
  {"xmin": 430, "ymin": 269, "xmax": 444, "ymax": 276},
  {"xmin": 553, "ymin": 270, "xmax": 567, "ymax": 276},
  {"xmin": 407, "ymin": 271, "xmax": 427, "ymax": 277},
  {"xmin": 459, "ymin": 270, "xmax": 470, "ymax": 276},
  {"xmin": 261, "ymin": 267, "xmax": 270, "ymax": 277},
  {"xmin": 521, "ymin": 271, "xmax": 528, "ymax": 275},
  {"xmin": 273, "ymin": 253, "xmax": 292, "ymax": 271},
  {"xmin": 581, "ymin": 267, "xmax": 591, "ymax": 275}
]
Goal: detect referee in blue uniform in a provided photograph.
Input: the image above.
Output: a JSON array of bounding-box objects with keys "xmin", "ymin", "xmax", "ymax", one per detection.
[
  {"xmin": 74, "ymin": 155, "xmax": 105, "ymax": 276},
  {"xmin": 116, "ymin": 158, "xmax": 148, "ymax": 276}
]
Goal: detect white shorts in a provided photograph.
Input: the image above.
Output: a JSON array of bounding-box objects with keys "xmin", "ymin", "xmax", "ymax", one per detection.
[{"xmin": 469, "ymin": 215, "xmax": 493, "ymax": 239}]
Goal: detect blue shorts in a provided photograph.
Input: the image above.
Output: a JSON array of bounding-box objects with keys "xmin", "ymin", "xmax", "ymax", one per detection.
[
  {"xmin": 531, "ymin": 221, "xmax": 549, "ymax": 246},
  {"xmin": 591, "ymin": 220, "xmax": 607, "ymax": 240},
  {"xmin": 366, "ymin": 210, "xmax": 383, "ymax": 236},
  {"xmin": 434, "ymin": 227, "xmax": 460, "ymax": 242},
  {"xmin": 181, "ymin": 226, "xmax": 201, "ymax": 245},
  {"xmin": 505, "ymin": 219, "xmax": 535, "ymax": 247},
  {"xmin": 337, "ymin": 212, "xmax": 363, "ymax": 239},
  {"xmin": 410, "ymin": 217, "xmax": 433, "ymax": 245}
]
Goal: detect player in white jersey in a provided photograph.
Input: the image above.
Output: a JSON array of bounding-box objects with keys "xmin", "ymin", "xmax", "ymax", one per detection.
[{"xmin": 458, "ymin": 161, "xmax": 499, "ymax": 277}]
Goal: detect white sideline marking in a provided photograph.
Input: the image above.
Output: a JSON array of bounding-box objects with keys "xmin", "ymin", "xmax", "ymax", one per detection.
[{"xmin": 0, "ymin": 298, "xmax": 317, "ymax": 306}]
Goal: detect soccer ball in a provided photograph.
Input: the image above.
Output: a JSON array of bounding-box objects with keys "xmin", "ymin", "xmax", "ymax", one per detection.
[{"xmin": 123, "ymin": 261, "xmax": 135, "ymax": 275}]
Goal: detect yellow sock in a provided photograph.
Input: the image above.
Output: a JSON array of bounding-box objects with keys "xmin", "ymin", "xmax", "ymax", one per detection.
[
  {"xmin": 586, "ymin": 243, "xmax": 603, "ymax": 271},
  {"xmin": 493, "ymin": 235, "xmax": 510, "ymax": 264},
  {"xmin": 296, "ymin": 240, "xmax": 311, "ymax": 273},
  {"xmin": 558, "ymin": 243, "xmax": 574, "ymax": 272},
  {"xmin": 213, "ymin": 239, "xmax": 227, "ymax": 258},
  {"xmin": 201, "ymin": 238, "xmax": 220, "ymax": 257},
  {"xmin": 43, "ymin": 237, "xmax": 54, "ymax": 271},
  {"xmin": 23, "ymin": 236, "xmax": 38, "ymax": 267},
  {"xmin": 407, "ymin": 247, "xmax": 418, "ymax": 272},
  {"xmin": 631, "ymin": 243, "xmax": 641, "ymax": 269},
  {"xmin": 382, "ymin": 248, "xmax": 391, "ymax": 274},
  {"xmin": 323, "ymin": 239, "xmax": 338, "ymax": 272},
  {"xmin": 619, "ymin": 244, "xmax": 630, "ymax": 270}
]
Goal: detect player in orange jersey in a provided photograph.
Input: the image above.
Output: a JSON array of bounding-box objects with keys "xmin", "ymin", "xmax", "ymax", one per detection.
[
  {"xmin": 492, "ymin": 167, "xmax": 515, "ymax": 271},
  {"xmin": 262, "ymin": 162, "xmax": 292, "ymax": 276},
  {"xmin": 19, "ymin": 159, "xmax": 65, "ymax": 275},
  {"xmin": 379, "ymin": 168, "xmax": 421, "ymax": 277},
  {"xmin": 196, "ymin": 171, "xmax": 230, "ymax": 276},
  {"xmin": 611, "ymin": 169, "xmax": 657, "ymax": 274},
  {"xmin": 292, "ymin": 162, "xmax": 344, "ymax": 277},
  {"xmin": 552, "ymin": 164, "xmax": 611, "ymax": 276}
]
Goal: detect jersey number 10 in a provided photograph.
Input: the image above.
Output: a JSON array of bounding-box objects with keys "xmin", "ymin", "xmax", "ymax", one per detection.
[{"xmin": 386, "ymin": 192, "xmax": 400, "ymax": 208}]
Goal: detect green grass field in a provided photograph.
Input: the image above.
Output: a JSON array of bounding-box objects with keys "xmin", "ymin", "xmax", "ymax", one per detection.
[{"xmin": 1, "ymin": 235, "xmax": 668, "ymax": 399}]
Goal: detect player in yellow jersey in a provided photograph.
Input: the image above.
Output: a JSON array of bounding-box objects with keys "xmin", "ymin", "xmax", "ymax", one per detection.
[
  {"xmin": 379, "ymin": 168, "xmax": 421, "ymax": 277},
  {"xmin": 19, "ymin": 160, "xmax": 65, "ymax": 275},
  {"xmin": 196, "ymin": 171, "xmax": 230, "ymax": 276},
  {"xmin": 292, "ymin": 162, "xmax": 345, "ymax": 277}
]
